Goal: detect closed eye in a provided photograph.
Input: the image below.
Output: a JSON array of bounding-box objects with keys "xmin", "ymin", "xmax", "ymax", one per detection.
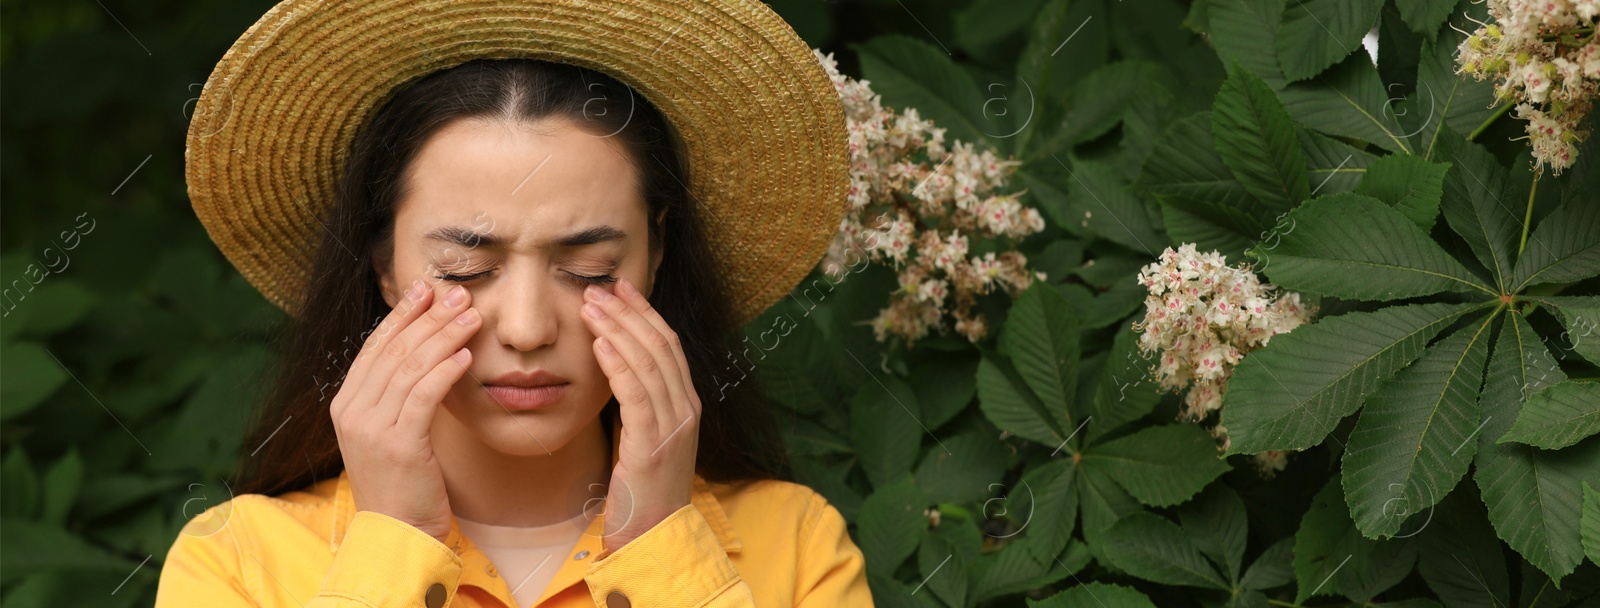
[
  {"xmin": 565, "ymin": 271, "xmax": 618, "ymax": 286},
  {"xmin": 433, "ymin": 269, "xmax": 617, "ymax": 286}
]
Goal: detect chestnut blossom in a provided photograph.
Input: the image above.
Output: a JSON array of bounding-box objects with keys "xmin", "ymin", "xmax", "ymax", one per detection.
[
  {"xmin": 1252, "ymin": 450, "xmax": 1289, "ymax": 479},
  {"xmin": 1456, "ymin": 0, "xmax": 1600, "ymax": 174},
  {"xmin": 1131, "ymin": 244, "xmax": 1316, "ymax": 455},
  {"xmin": 813, "ymin": 49, "xmax": 1048, "ymax": 346}
]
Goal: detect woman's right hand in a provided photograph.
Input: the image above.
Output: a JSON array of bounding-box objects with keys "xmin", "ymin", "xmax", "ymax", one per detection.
[{"xmin": 330, "ymin": 280, "xmax": 481, "ymax": 544}]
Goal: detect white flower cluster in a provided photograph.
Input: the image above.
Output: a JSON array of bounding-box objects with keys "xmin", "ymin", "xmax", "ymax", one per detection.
[
  {"xmin": 1456, "ymin": 0, "xmax": 1600, "ymax": 174},
  {"xmin": 1131, "ymin": 244, "xmax": 1315, "ymax": 452},
  {"xmin": 1252, "ymin": 450, "xmax": 1289, "ymax": 479},
  {"xmin": 813, "ymin": 49, "xmax": 1047, "ymax": 346}
]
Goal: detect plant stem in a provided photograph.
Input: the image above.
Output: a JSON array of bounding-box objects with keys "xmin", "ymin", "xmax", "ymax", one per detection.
[
  {"xmin": 1520, "ymin": 173, "xmax": 1539, "ymax": 255},
  {"xmin": 1469, "ymin": 104, "xmax": 1514, "ymax": 141}
]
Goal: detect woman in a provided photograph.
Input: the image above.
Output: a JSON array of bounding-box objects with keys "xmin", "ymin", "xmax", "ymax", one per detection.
[{"xmin": 158, "ymin": 1, "xmax": 871, "ymax": 606}]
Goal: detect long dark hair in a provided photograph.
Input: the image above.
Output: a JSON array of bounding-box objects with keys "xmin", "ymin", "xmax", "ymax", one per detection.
[{"xmin": 235, "ymin": 58, "xmax": 790, "ymax": 497}]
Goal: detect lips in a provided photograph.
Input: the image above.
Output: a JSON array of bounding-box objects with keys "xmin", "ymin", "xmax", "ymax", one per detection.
[
  {"xmin": 482, "ymin": 384, "xmax": 567, "ymax": 410},
  {"xmin": 486, "ymin": 370, "xmax": 568, "ymax": 388},
  {"xmin": 482, "ymin": 370, "xmax": 569, "ymax": 410}
]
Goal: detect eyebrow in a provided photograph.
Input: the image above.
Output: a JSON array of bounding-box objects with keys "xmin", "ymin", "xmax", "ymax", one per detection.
[{"xmin": 423, "ymin": 224, "xmax": 628, "ymax": 249}]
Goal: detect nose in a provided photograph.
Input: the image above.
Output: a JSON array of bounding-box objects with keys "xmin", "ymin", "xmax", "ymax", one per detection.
[{"xmin": 485, "ymin": 272, "xmax": 560, "ymax": 353}]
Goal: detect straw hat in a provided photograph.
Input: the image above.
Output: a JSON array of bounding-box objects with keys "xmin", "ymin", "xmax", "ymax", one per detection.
[{"xmin": 185, "ymin": 0, "xmax": 849, "ymax": 327}]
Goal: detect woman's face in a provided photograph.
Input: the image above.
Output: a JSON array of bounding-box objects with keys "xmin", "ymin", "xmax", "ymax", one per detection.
[{"xmin": 376, "ymin": 116, "xmax": 660, "ymax": 457}]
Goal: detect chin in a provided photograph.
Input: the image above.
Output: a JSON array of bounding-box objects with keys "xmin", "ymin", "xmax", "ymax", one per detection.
[{"xmin": 441, "ymin": 383, "xmax": 610, "ymax": 457}]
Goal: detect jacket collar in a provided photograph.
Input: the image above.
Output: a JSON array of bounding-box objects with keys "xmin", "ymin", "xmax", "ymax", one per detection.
[{"xmin": 327, "ymin": 410, "xmax": 741, "ymax": 556}]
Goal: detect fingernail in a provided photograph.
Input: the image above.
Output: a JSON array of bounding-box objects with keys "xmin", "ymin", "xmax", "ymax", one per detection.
[
  {"xmin": 444, "ymin": 285, "xmax": 467, "ymax": 307},
  {"xmin": 406, "ymin": 279, "xmax": 424, "ymax": 301},
  {"xmin": 584, "ymin": 302, "xmax": 606, "ymax": 319},
  {"xmin": 586, "ymin": 284, "xmax": 612, "ymax": 301},
  {"xmin": 451, "ymin": 347, "xmax": 470, "ymax": 363},
  {"xmin": 597, "ymin": 337, "xmax": 615, "ymax": 354},
  {"xmin": 455, "ymin": 308, "xmax": 479, "ymax": 325}
]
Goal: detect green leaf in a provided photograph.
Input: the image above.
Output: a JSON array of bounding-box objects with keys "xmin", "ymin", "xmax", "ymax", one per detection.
[
  {"xmin": 1417, "ymin": 484, "xmax": 1511, "ymax": 608},
  {"xmin": 38, "ymin": 450, "xmax": 82, "ymax": 526},
  {"xmin": 1209, "ymin": 0, "xmax": 1288, "ymax": 86},
  {"xmin": 1077, "ymin": 464, "xmax": 1143, "ymax": 539},
  {"xmin": 1528, "ymin": 295, "xmax": 1600, "ymax": 365},
  {"xmin": 852, "ymin": 375, "xmax": 924, "ymax": 490},
  {"xmin": 1511, "ymin": 198, "xmax": 1600, "ymax": 290},
  {"xmin": 1475, "ymin": 312, "xmax": 1600, "ymax": 582},
  {"xmin": 918, "ymin": 528, "xmax": 971, "ymax": 608},
  {"xmin": 1481, "ymin": 434, "xmax": 1600, "ymax": 583},
  {"xmin": 1417, "ymin": 33, "xmax": 1500, "ymax": 158},
  {"xmin": 867, "ymin": 572, "xmax": 939, "ymax": 608},
  {"xmin": 1, "ymin": 447, "xmax": 39, "ymax": 519},
  {"xmin": 1500, "ymin": 381, "xmax": 1600, "ymax": 450},
  {"xmin": 1252, "ymin": 193, "xmax": 1490, "ymax": 300},
  {"xmin": 1293, "ymin": 473, "xmax": 1418, "ymax": 603},
  {"xmin": 1157, "ymin": 195, "xmax": 1266, "ymax": 262},
  {"xmin": 858, "ymin": 477, "xmax": 928, "ymax": 577},
  {"xmin": 1355, "ymin": 154, "xmax": 1449, "ymax": 230},
  {"xmin": 1007, "ymin": 458, "xmax": 1078, "ymax": 564},
  {"xmin": 1030, "ymin": 582, "xmax": 1157, "ymax": 608},
  {"xmin": 955, "ymin": 0, "xmax": 1047, "ymax": 66},
  {"xmin": 1085, "ymin": 424, "xmax": 1231, "ymax": 507},
  {"xmin": 1030, "ymin": 62, "xmax": 1172, "ymax": 160},
  {"xmin": 1012, "ymin": 0, "xmax": 1074, "ymax": 155},
  {"xmin": 0, "ymin": 519, "xmax": 130, "ymax": 576},
  {"xmin": 1276, "ymin": 0, "xmax": 1381, "ymax": 82},
  {"xmin": 978, "ymin": 352, "xmax": 1066, "ymax": 447},
  {"xmin": 1001, "ymin": 283, "xmax": 1083, "ymax": 426},
  {"xmin": 1438, "ymin": 132, "xmax": 1522, "ymax": 292},
  {"xmin": 1223, "ymin": 302, "xmax": 1484, "ymax": 453},
  {"xmin": 1089, "ymin": 323, "xmax": 1161, "ymax": 440},
  {"xmin": 1101, "ymin": 512, "xmax": 1231, "ymax": 589},
  {"xmin": 1056, "ymin": 157, "xmax": 1164, "ymax": 254},
  {"xmin": 1583, "ymin": 482, "xmax": 1600, "ymax": 568},
  {"xmin": 1302, "ymin": 129, "xmax": 1377, "ymax": 197},
  {"xmin": 853, "ymin": 35, "xmax": 989, "ymax": 147},
  {"xmin": 1398, "ymin": 0, "xmax": 1456, "ymax": 37},
  {"xmin": 973, "ymin": 538, "xmax": 1091, "ymax": 601},
  {"xmin": 1177, "ymin": 485, "xmax": 1248, "ymax": 582},
  {"xmin": 1240, "ymin": 537, "xmax": 1295, "ymax": 591},
  {"xmin": 1213, "ymin": 63, "xmax": 1309, "ymax": 211},
  {"xmin": 1118, "ymin": 82, "xmax": 1182, "ymax": 175},
  {"xmin": 13, "ymin": 280, "xmax": 97, "ymax": 338},
  {"xmin": 0, "ymin": 342, "xmax": 68, "ymax": 422},
  {"xmin": 1139, "ymin": 112, "xmax": 1265, "ymax": 219},
  {"xmin": 1281, "ymin": 54, "xmax": 1413, "ymax": 154},
  {"xmin": 909, "ymin": 355, "xmax": 978, "ymax": 431},
  {"xmin": 914, "ymin": 432, "xmax": 1007, "ymax": 504},
  {"xmin": 1344, "ymin": 317, "xmax": 1495, "ymax": 538}
]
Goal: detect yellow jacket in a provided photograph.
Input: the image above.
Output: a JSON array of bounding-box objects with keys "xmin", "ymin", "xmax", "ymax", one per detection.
[{"xmin": 156, "ymin": 421, "xmax": 872, "ymax": 608}]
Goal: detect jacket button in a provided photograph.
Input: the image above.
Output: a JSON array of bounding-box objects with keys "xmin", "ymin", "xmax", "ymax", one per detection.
[
  {"xmin": 425, "ymin": 583, "xmax": 447, "ymax": 608},
  {"xmin": 606, "ymin": 590, "xmax": 631, "ymax": 608}
]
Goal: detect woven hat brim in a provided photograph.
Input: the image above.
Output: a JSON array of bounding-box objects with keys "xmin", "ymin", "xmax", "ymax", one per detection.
[{"xmin": 185, "ymin": 0, "xmax": 849, "ymax": 327}]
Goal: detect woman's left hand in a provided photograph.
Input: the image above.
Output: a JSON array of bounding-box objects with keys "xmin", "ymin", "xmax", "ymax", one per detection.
[{"xmin": 581, "ymin": 276, "xmax": 702, "ymax": 552}]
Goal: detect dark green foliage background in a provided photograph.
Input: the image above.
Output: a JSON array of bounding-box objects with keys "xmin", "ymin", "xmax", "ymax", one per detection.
[{"xmin": 4, "ymin": 0, "xmax": 1599, "ymax": 606}]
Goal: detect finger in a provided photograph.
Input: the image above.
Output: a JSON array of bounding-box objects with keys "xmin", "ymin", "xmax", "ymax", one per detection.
[
  {"xmin": 338, "ymin": 280, "xmax": 433, "ymax": 418},
  {"xmin": 372, "ymin": 305, "xmax": 481, "ymax": 425},
  {"xmin": 582, "ymin": 297, "xmax": 675, "ymax": 432},
  {"xmin": 582, "ymin": 292, "xmax": 680, "ymax": 429},
  {"xmin": 350, "ymin": 284, "xmax": 474, "ymax": 414},
  {"xmin": 395, "ymin": 346, "xmax": 473, "ymax": 437},
  {"xmin": 592, "ymin": 336, "xmax": 658, "ymax": 437},
  {"xmin": 584, "ymin": 283, "xmax": 688, "ymax": 422},
  {"xmin": 612, "ymin": 277, "xmax": 700, "ymax": 418}
]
